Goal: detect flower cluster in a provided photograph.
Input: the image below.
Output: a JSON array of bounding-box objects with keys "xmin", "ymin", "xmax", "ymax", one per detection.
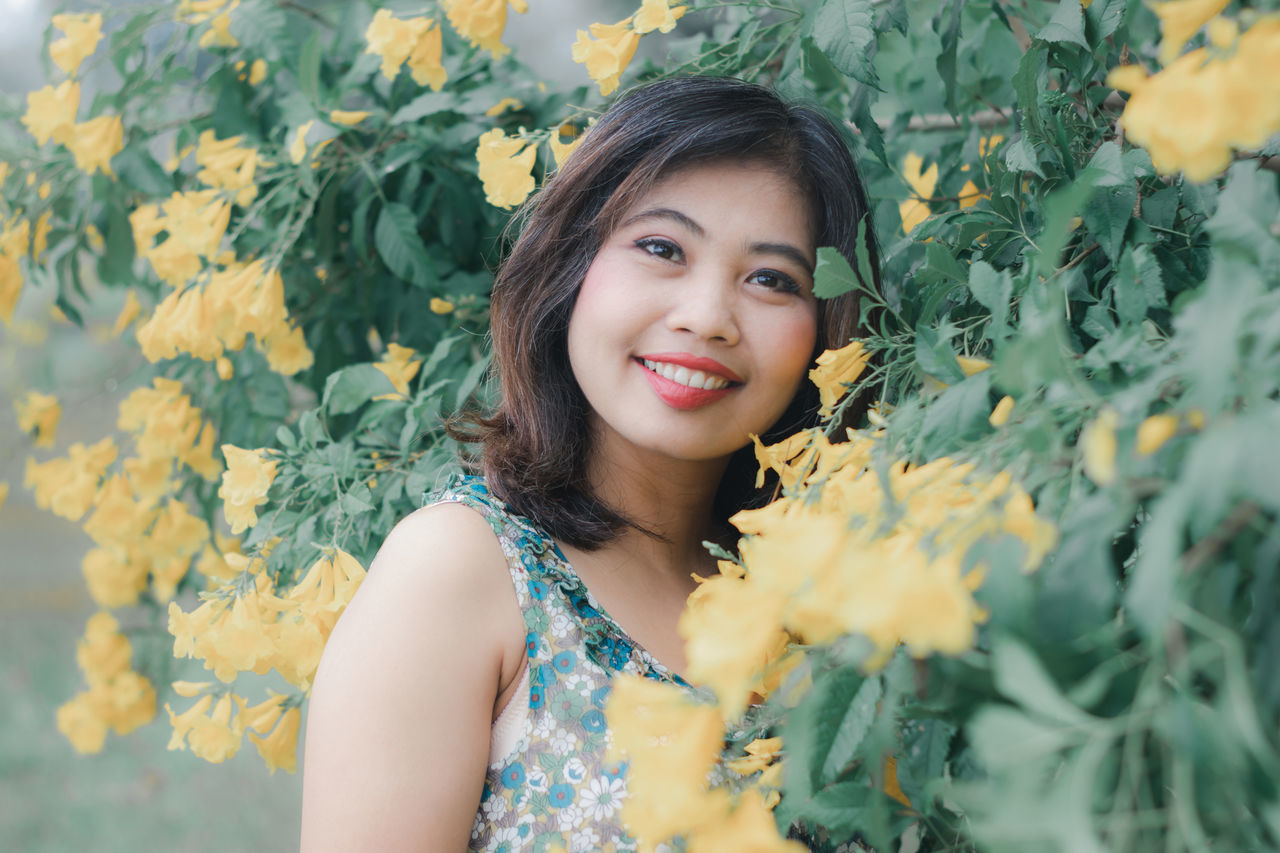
[
  {"xmin": 218, "ymin": 444, "xmax": 278, "ymax": 534},
  {"xmin": 606, "ymin": 341, "xmax": 1059, "ymax": 850},
  {"xmin": 364, "ymin": 9, "xmax": 446, "ymax": 90},
  {"xmin": 194, "ymin": 130, "xmax": 262, "ymax": 207},
  {"xmin": 56, "ymin": 613, "xmax": 158, "ymax": 754},
  {"xmin": 0, "ymin": 216, "xmax": 29, "ymax": 324},
  {"xmin": 441, "ymin": 0, "xmax": 528, "ymax": 58},
  {"xmin": 20, "ymin": 17, "xmax": 125, "ymax": 181},
  {"xmin": 1108, "ymin": 9, "xmax": 1280, "ymax": 182},
  {"xmin": 14, "ymin": 390, "xmax": 61, "ymax": 448},
  {"xmin": 163, "ymin": 548, "xmax": 367, "ymax": 769},
  {"xmin": 572, "ymin": 0, "xmax": 686, "ymax": 96},
  {"xmin": 475, "ymin": 128, "xmax": 538, "ymax": 210},
  {"xmin": 177, "ymin": 0, "xmax": 240, "ymax": 49}
]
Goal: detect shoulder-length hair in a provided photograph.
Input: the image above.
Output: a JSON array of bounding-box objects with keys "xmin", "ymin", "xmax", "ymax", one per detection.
[{"xmin": 454, "ymin": 75, "xmax": 881, "ymax": 549}]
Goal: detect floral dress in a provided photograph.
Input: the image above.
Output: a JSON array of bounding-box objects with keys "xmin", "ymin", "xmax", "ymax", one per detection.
[{"xmin": 425, "ymin": 474, "xmax": 692, "ymax": 853}]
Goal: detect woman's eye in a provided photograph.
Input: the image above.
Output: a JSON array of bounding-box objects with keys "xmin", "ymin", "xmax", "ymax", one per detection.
[
  {"xmin": 635, "ymin": 237, "xmax": 683, "ymax": 262},
  {"xmin": 748, "ymin": 269, "xmax": 801, "ymax": 294}
]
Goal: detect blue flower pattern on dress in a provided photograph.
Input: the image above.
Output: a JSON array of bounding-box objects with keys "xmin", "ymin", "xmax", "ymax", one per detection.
[{"xmin": 425, "ymin": 475, "xmax": 695, "ymax": 853}]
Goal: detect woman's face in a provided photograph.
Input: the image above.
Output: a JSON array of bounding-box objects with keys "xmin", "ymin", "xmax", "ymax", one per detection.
[{"xmin": 566, "ymin": 160, "xmax": 819, "ymax": 467}]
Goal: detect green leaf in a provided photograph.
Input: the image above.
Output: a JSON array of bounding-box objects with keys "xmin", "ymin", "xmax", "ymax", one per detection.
[
  {"xmin": 339, "ymin": 491, "xmax": 374, "ymax": 516},
  {"xmin": 811, "ymin": 0, "xmax": 879, "ymax": 89},
  {"xmin": 390, "ymin": 91, "xmax": 460, "ymax": 125},
  {"xmin": 298, "ymin": 32, "xmax": 322, "ymax": 104},
  {"xmin": 452, "ymin": 351, "xmax": 492, "ymax": 410},
  {"xmin": 992, "ymin": 637, "xmax": 1096, "ymax": 727},
  {"xmin": 914, "ymin": 324, "xmax": 963, "ymax": 383},
  {"xmin": 968, "ymin": 261, "xmax": 1012, "ymax": 342},
  {"xmin": 96, "ymin": 204, "xmax": 136, "ymax": 286},
  {"xmin": 933, "ymin": 0, "xmax": 963, "ymax": 114},
  {"xmin": 112, "ymin": 147, "xmax": 173, "ymax": 196},
  {"xmin": 375, "ymin": 202, "xmax": 435, "ymax": 287},
  {"xmin": 1113, "ymin": 247, "xmax": 1149, "ymax": 325},
  {"xmin": 918, "ymin": 373, "xmax": 992, "ymax": 449},
  {"xmin": 1036, "ymin": 0, "xmax": 1090, "ymax": 48},
  {"xmin": 323, "ymin": 364, "xmax": 397, "ymax": 415},
  {"xmin": 1083, "ymin": 181, "xmax": 1137, "ymax": 263},
  {"xmin": 821, "ymin": 675, "xmax": 882, "ymax": 783},
  {"xmin": 814, "ymin": 247, "xmax": 859, "ymax": 299}
]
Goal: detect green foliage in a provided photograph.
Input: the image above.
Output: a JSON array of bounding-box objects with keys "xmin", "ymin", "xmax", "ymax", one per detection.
[{"xmin": 3, "ymin": 0, "xmax": 1279, "ymax": 849}]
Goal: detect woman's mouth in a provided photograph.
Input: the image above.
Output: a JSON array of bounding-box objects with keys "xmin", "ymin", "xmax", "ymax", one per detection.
[{"xmin": 635, "ymin": 356, "xmax": 739, "ymax": 410}]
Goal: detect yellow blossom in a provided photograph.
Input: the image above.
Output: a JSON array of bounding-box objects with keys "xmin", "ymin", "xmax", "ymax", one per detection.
[
  {"xmin": 956, "ymin": 355, "xmax": 991, "ymax": 376},
  {"xmin": 50, "ymin": 13, "xmax": 104, "ymax": 75},
  {"xmin": 248, "ymin": 705, "xmax": 301, "ymax": 773},
  {"xmin": 372, "ymin": 342, "xmax": 422, "ymax": 397},
  {"xmin": 197, "ymin": 0, "xmax": 240, "ymax": 48},
  {"xmin": 808, "ymin": 339, "xmax": 870, "ymax": 417},
  {"xmin": 1153, "ymin": 0, "xmax": 1230, "ymax": 63},
  {"xmin": 147, "ymin": 499, "xmax": 211, "ymax": 602},
  {"xmin": 1136, "ymin": 413, "xmax": 1178, "ymax": 455},
  {"xmin": 606, "ymin": 675, "xmax": 732, "ymax": 843},
  {"xmin": 0, "ymin": 218, "xmax": 29, "ymax": 325},
  {"xmin": 686, "ymin": 790, "xmax": 805, "ymax": 853},
  {"xmin": 218, "ymin": 444, "xmax": 277, "ymax": 533},
  {"xmin": 66, "ymin": 115, "xmax": 125, "ymax": 177},
  {"xmin": 989, "ymin": 395, "xmax": 1015, "ymax": 427},
  {"xmin": 83, "ymin": 473, "xmax": 157, "ymax": 547},
  {"xmin": 1080, "ymin": 408, "xmax": 1119, "ymax": 486},
  {"xmin": 0, "ymin": 162, "xmax": 9, "ymax": 184},
  {"xmin": 571, "ymin": 20, "xmax": 640, "ymax": 96},
  {"xmin": 407, "ymin": 21, "xmax": 447, "ymax": 90},
  {"xmin": 429, "ymin": 297, "xmax": 454, "ymax": 314},
  {"xmin": 475, "ymin": 128, "xmax": 537, "ymax": 209},
  {"xmin": 549, "ymin": 124, "xmax": 584, "ymax": 169},
  {"xmin": 485, "ymin": 97, "xmax": 523, "ymax": 117},
  {"xmin": 634, "ymin": 0, "xmax": 687, "ymax": 35},
  {"xmin": 15, "ymin": 390, "xmax": 61, "ymax": 448},
  {"xmin": 899, "ymin": 152, "xmax": 938, "ymax": 234},
  {"xmin": 76, "ymin": 612, "xmax": 133, "ymax": 686},
  {"xmin": 365, "ymin": 10, "xmax": 428, "ymax": 80},
  {"xmin": 725, "ymin": 736, "xmax": 784, "ymax": 776},
  {"xmin": 32, "ymin": 211, "xmax": 51, "ymax": 261},
  {"xmin": 82, "ymin": 546, "xmax": 150, "ymax": 608},
  {"xmin": 248, "ymin": 58, "xmax": 267, "ymax": 85},
  {"xmin": 0, "ymin": 482, "xmax": 7, "ymax": 510},
  {"xmin": 38, "ymin": 182, "xmax": 52, "ymax": 200},
  {"xmin": 441, "ymin": 0, "xmax": 528, "ymax": 58},
  {"xmin": 290, "ymin": 120, "xmax": 315, "ymax": 165},
  {"xmin": 262, "ymin": 322, "xmax": 314, "ymax": 375},
  {"xmin": 22, "ymin": 81, "xmax": 80, "ymax": 146},
  {"xmin": 182, "ymin": 693, "xmax": 244, "ymax": 762},
  {"xmin": 195, "ymin": 130, "xmax": 260, "ymax": 206},
  {"xmin": 57, "ymin": 689, "xmax": 110, "ymax": 753},
  {"xmin": 958, "ymin": 178, "xmax": 983, "ymax": 209},
  {"xmin": 329, "ymin": 109, "xmax": 371, "ymax": 126},
  {"xmin": 111, "ymin": 290, "xmax": 142, "ymax": 337},
  {"xmin": 24, "ymin": 437, "xmax": 117, "ymax": 521}
]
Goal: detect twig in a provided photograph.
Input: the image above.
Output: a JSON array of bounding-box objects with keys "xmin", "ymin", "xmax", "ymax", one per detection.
[{"xmin": 1181, "ymin": 501, "xmax": 1262, "ymax": 574}]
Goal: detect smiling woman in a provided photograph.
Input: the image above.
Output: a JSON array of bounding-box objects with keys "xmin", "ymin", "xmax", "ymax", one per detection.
[{"xmin": 300, "ymin": 76, "xmax": 880, "ymax": 853}]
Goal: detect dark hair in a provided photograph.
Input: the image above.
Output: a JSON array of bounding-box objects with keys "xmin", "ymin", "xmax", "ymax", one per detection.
[{"xmin": 454, "ymin": 75, "xmax": 881, "ymax": 549}]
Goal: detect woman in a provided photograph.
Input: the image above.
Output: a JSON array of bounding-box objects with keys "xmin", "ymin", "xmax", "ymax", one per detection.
[{"xmin": 300, "ymin": 76, "xmax": 879, "ymax": 851}]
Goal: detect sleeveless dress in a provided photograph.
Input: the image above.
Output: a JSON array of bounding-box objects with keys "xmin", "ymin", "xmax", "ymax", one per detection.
[{"xmin": 424, "ymin": 474, "xmax": 694, "ymax": 853}]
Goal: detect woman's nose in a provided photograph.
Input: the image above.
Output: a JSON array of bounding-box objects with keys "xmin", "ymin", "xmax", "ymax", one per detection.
[{"xmin": 664, "ymin": 270, "xmax": 740, "ymax": 346}]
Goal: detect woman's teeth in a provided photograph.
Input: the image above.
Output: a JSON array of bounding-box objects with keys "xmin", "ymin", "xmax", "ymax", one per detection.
[{"xmin": 642, "ymin": 359, "xmax": 731, "ymax": 391}]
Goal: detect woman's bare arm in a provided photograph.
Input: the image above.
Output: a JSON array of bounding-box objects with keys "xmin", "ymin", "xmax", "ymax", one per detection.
[{"xmin": 300, "ymin": 502, "xmax": 521, "ymax": 852}]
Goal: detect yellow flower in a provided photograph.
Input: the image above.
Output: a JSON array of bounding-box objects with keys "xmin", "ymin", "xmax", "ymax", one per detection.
[
  {"xmin": 195, "ymin": 130, "xmax": 260, "ymax": 206},
  {"xmin": 66, "ymin": 115, "xmax": 125, "ymax": 177},
  {"xmin": 0, "ymin": 219, "xmax": 29, "ymax": 325},
  {"xmin": 958, "ymin": 179, "xmax": 982, "ymax": 209},
  {"xmin": 365, "ymin": 10, "xmax": 429, "ymax": 80},
  {"xmin": 290, "ymin": 120, "xmax": 315, "ymax": 165},
  {"xmin": 82, "ymin": 547, "xmax": 150, "ymax": 608},
  {"xmin": 197, "ymin": 0, "xmax": 240, "ymax": 48},
  {"xmin": 899, "ymin": 152, "xmax": 938, "ymax": 234},
  {"xmin": 429, "ymin": 297, "xmax": 454, "ymax": 314},
  {"xmin": 1136, "ymin": 413, "xmax": 1178, "ymax": 455},
  {"xmin": 50, "ymin": 13, "xmax": 104, "ymax": 75},
  {"xmin": 76, "ymin": 612, "xmax": 133, "ymax": 686},
  {"xmin": 1153, "ymin": 0, "xmax": 1230, "ymax": 63},
  {"xmin": 475, "ymin": 128, "xmax": 537, "ymax": 209},
  {"xmin": 0, "ymin": 482, "xmax": 7, "ymax": 510},
  {"xmin": 218, "ymin": 445, "xmax": 277, "ymax": 533},
  {"xmin": 406, "ymin": 21, "xmax": 447, "ymax": 90},
  {"xmin": 57, "ymin": 689, "xmax": 110, "ymax": 754},
  {"xmin": 24, "ymin": 437, "xmax": 117, "ymax": 521},
  {"xmin": 606, "ymin": 674, "xmax": 732, "ymax": 843},
  {"xmin": 548, "ymin": 124, "xmax": 584, "ymax": 169},
  {"xmin": 262, "ymin": 322, "xmax": 314, "ymax": 375},
  {"xmin": 956, "ymin": 355, "xmax": 991, "ymax": 376},
  {"xmin": 633, "ymin": 0, "xmax": 687, "ymax": 35},
  {"xmin": 111, "ymin": 290, "xmax": 142, "ymax": 337},
  {"xmin": 0, "ymin": 162, "xmax": 9, "ymax": 184},
  {"xmin": 725, "ymin": 736, "xmax": 784, "ymax": 776},
  {"xmin": 83, "ymin": 472, "xmax": 157, "ymax": 545},
  {"xmin": 15, "ymin": 390, "xmax": 61, "ymax": 448},
  {"xmin": 248, "ymin": 58, "xmax": 267, "ymax": 85},
  {"xmin": 247, "ymin": 705, "xmax": 301, "ymax": 773},
  {"xmin": 32, "ymin": 211, "xmax": 51, "ymax": 261},
  {"xmin": 38, "ymin": 181, "xmax": 52, "ymax": 200},
  {"xmin": 441, "ymin": 0, "xmax": 528, "ymax": 58},
  {"xmin": 989, "ymin": 395, "xmax": 1014, "ymax": 427},
  {"xmin": 571, "ymin": 20, "xmax": 640, "ymax": 96},
  {"xmin": 148, "ymin": 499, "xmax": 211, "ymax": 601},
  {"xmin": 485, "ymin": 97, "xmax": 523, "ymax": 117},
  {"xmin": 685, "ymin": 790, "xmax": 804, "ymax": 853},
  {"xmin": 328, "ymin": 109, "xmax": 371, "ymax": 126},
  {"xmin": 1080, "ymin": 408, "xmax": 1119, "ymax": 486},
  {"xmin": 183, "ymin": 693, "xmax": 244, "ymax": 763},
  {"xmin": 808, "ymin": 339, "xmax": 870, "ymax": 417},
  {"xmin": 102, "ymin": 670, "xmax": 157, "ymax": 735},
  {"xmin": 372, "ymin": 342, "xmax": 422, "ymax": 397},
  {"xmin": 22, "ymin": 81, "xmax": 80, "ymax": 146}
]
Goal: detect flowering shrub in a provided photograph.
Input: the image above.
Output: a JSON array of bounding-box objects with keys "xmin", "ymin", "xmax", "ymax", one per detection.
[{"xmin": 3, "ymin": 0, "xmax": 1278, "ymax": 849}]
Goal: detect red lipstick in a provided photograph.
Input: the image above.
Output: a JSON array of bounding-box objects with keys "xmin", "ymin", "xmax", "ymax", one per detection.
[
  {"xmin": 635, "ymin": 354, "xmax": 740, "ymax": 411},
  {"xmin": 637, "ymin": 352, "xmax": 742, "ymax": 383}
]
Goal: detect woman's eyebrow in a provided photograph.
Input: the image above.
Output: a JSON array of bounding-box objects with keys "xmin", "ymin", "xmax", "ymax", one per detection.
[
  {"xmin": 620, "ymin": 207, "xmax": 705, "ymax": 236},
  {"xmin": 750, "ymin": 241, "xmax": 814, "ymax": 276}
]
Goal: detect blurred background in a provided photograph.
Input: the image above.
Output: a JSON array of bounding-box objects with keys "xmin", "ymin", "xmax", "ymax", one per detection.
[{"xmin": 0, "ymin": 0, "xmax": 633, "ymax": 849}]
